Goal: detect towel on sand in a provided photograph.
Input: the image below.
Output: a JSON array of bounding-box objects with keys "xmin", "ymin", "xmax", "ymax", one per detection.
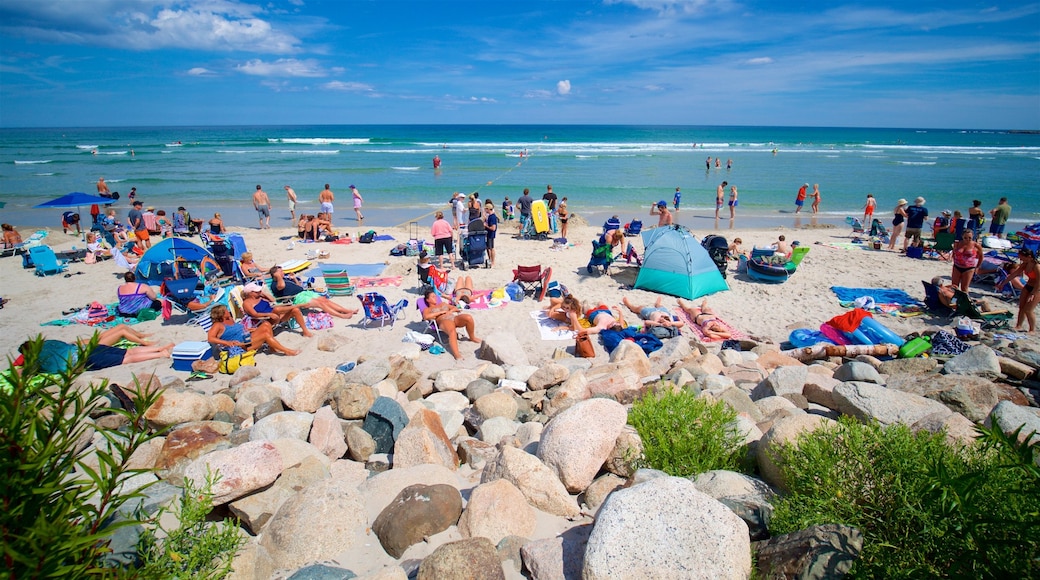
[
  {"xmin": 831, "ymin": 286, "xmax": 919, "ymax": 306},
  {"xmin": 675, "ymin": 308, "xmax": 746, "ymax": 343},
  {"xmin": 353, "ymin": 276, "xmax": 403, "ymax": 288},
  {"xmin": 530, "ymin": 311, "xmax": 576, "ymax": 341}
]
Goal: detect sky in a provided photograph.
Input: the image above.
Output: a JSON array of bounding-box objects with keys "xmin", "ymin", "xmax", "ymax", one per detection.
[{"xmin": 1, "ymin": 0, "xmax": 1038, "ymax": 129}]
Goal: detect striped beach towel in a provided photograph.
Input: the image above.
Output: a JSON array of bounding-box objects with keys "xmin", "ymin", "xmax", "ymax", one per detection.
[{"xmin": 675, "ymin": 308, "xmax": 746, "ymax": 343}]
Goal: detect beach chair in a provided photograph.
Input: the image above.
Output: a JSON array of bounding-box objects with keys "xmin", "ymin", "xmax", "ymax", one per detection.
[
  {"xmin": 869, "ymin": 219, "xmax": 890, "ymax": 243},
  {"xmin": 358, "ymin": 292, "xmax": 408, "ymax": 328},
  {"xmin": 321, "ymin": 268, "xmax": 356, "ymax": 296},
  {"xmin": 789, "ymin": 246, "xmax": 811, "ymax": 268},
  {"xmin": 416, "ymin": 296, "xmax": 443, "ymax": 344},
  {"xmin": 29, "ymin": 245, "xmax": 68, "ymax": 277},
  {"xmin": 512, "ymin": 265, "xmax": 552, "ymax": 300},
  {"xmin": 425, "ymin": 264, "xmax": 451, "ymax": 296},
  {"xmin": 624, "ymin": 220, "xmax": 643, "ymax": 236},
  {"xmin": 160, "ymin": 277, "xmax": 226, "ymax": 329},
  {"xmin": 931, "ymin": 231, "xmax": 956, "ymax": 261},
  {"xmin": 587, "ymin": 240, "xmax": 616, "ymax": 276},
  {"xmin": 921, "ymin": 281, "xmax": 954, "ymax": 316},
  {"xmin": 952, "ymin": 288, "xmax": 1012, "ymax": 329},
  {"xmin": 602, "ymin": 216, "xmax": 621, "ymax": 235},
  {"xmin": 846, "ymin": 216, "xmax": 864, "ymax": 235}
]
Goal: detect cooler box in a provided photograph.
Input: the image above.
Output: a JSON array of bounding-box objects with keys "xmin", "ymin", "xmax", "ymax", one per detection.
[{"xmin": 172, "ymin": 341, "xmax": 213, "ymax": 371}]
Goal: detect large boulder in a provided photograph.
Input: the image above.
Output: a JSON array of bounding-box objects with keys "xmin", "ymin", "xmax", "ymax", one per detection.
[
  {"xmin": 250, "ymin": 411, "xmax": 314, "ymax": 442},
  {"xmin": 537, "ymin": 398, "xmax": 627, "ymax": 493},
  {"xmin": 153, "ymin": 421, "xmax": 233, "ymax": 475},
  {"xmin": 757, "ymin": 414, "xmax": 832, "ymax": 490},
  {"xmin": 942, "ymin": 345, "xmax": 1002, "ymax": 378},
  {"xmin": 527, "ymin": 363, "xmax": 570, "ymax": 391},
  {"xmin": 752, "ymin": 524, "xmax": 863, "ymax": 580},
  {"xmin": 520, "ymin": 524, "xmax": 593, "ymax": 580},
  {"xmin": 434, "ymin": 369, "xmax": 480, "ymax": 393},
  {"xmin": 417, "ymin": 537, "xmax": 505, "ymax": 580},
  {"xmin": 281, "ymin": 367, "xmax": 336, "ymax": 412},
  {"xmin": 832, "ymin": 381, "xmax": 951, "ymax": 427},
  {"xmin": 477, "ymin": 331, "xmax": 531, "ymax": 367},
  {"xmin": 583, "ymin": 476, "xmax": 751, "ymax": 579},
  {"xmin": 481, "ymin": 445, "xmax": 580, "ymax": 518},
  {"xmin": 339, "ymin": 359, "xmax": 390, "ymax": 386},
  {"xmin": 259, "ymin": 477, "xmax": 368, "ymax": 570},
  {"xmin": 372, "ymin": 483, "xmax": 463, "ymax": 558},
  {"xmin": 474, "ymin": 392, "xmax": 519, "ymax": 421},
  {"xmin": 183, "ymin": 440, "xmax": 283, "ymax": 505},
  {"xmin": 361, "ymin": 397, "xmax": 409, "ymax": 454},
  {"xmin": 229, "ymin": 456, "xmax": 330, "ymax": 534},
  {"xmin": 331, "ymin": 383, "xmax": 378, "ymax": 419},
  {"xmin": 392, "ymin": 408, "xmax": 459, "ymax": 470},
  {"xmin": 752, "ymin": 365, "xmax": 808, "ymax": 400},
  {"xmin": 309, "ymin": 406, "xmax": 347, "ymax": 461},
  {"xmin": 144, "ymin": 390, "xmax": 214, "ymax": 428},
  {"xmin": 358, "ymin": 464, "xmax": 463, "ymax": 524},
  {"xmin": 457, "ymin": 479, "xmax": 536, "ymax": 545},
  {"xmin": 988, "ymin": 400, "xmax": 1040, "ymax": 445}
]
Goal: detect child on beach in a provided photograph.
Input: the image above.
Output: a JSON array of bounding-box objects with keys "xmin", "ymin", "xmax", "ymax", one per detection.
[
  {"xmin": 863, "ymin": 194, "xmax": 876, "ymax": 224},
  {"xmin": 673, "ymin": 188, "xmax": 681, "ymax": 213},
  {"xmin": 728, "ymin": 185, "xmax": 738, "ymax": 219}
]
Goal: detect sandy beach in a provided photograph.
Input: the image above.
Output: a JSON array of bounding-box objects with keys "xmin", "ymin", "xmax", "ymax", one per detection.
[{"xmin": 0, "ymin": 215, "xmax": 995, "ymax": 381}]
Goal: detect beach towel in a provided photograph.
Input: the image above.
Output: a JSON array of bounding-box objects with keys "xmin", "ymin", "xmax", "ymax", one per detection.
[
  {"xmin": 331, "ymin": 237, "xmax": 353, "ymax": 244},
  {"xmin": 460, "ymin": 289, "xmax": 505, "ymax": 310},
  {"xmin": 374, "ymin": 234, "xmax": 396, "ymax": 242},
  {"xmin": 353, "ymin": 276, "xmax": 403, "ymax": 288},
  {"xmin": 40, "ymin": 302, "xmax": 143, "ymax": 328},
  {"xmin": 530, "ymin": 310, "xmax": 577, "ymax": 341},
  {"xmin": 675, "ymin": 307, "xmax": 746, "ymax": 343},
  {"xmin": 830, "ymin": 286, "xmax": 919, "ymax": 306}
]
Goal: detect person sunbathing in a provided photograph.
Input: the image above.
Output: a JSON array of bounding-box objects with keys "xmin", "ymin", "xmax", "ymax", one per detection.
[
  {"xmin": 297, "ymin": 215, "xmax": 313, "ymax": 239},
  {"xmin": 422, "ymin": 289, "xmax": 481, "ymax": 360},
  {"xmin": 545, "ymin": 295, "xmax": 625, "ymax": 335},
  {"xmin": 268, "ymin": 266, "xmax": 358, "ymax": 319},
  {"xmin": 452, "ymin": 275, "xmax": 475, "ymax": 305},
  {"xmin": 677, "ymin": 298, "xmax": 732, "ymax": 340},
  {"xmin": 241, "ymin": 281, "xmax": 312, "ymax": 336},
  {"xmin": 18, "ymin": 325, "xmax": 173, "ymax": 373},
  {"xmin": 208, "ymin": 213, "xmax": 226, "ymax": 234},
  {"xmin": 623, "ymin": 296, "xmax": 684, "ymax": 329},
  {"xmin": 207, "ymin": 304, "xmax": 300, "ymax": 356},
  {"xmin": 2, "ymin": 223, "xmax": 22, "ymax": 248}
]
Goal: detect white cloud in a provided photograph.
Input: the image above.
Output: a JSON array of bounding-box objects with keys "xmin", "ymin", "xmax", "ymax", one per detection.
[
  {"xmin": 556, "ymin": 80, "xmax": 571, "ymax": 95},
  {"xmin": 186, "ymin": 66, "xmax": 215, "ymax": 76},
  {"xmin": 743, "ymin": 57, "xmax": 773, "ymax": 66},
  {"xmin": 524, "ymin": 89, "xmax": 553, "ymax": 99},
  {"xmin": 603, "ymin": 0, "xmax": 726, "ymax": 16},
  {"xmin": 323, "ymin": 81, "xmax": 374, "ymax": 92},
  {"xmin": 236, "ymin": 58, "xmax": 326, "ymax": 77}
]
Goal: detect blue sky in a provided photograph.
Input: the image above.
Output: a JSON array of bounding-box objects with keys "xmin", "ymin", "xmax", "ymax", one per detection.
[{"xmin": 1, "ymin": 0, "xmax": 1037, "ymax": 129}]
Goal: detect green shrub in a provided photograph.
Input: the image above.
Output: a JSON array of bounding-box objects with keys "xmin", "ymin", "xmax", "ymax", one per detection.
[
  {"xmin": 628, "ymin": 387, "xmax": 746, "ymax": 477},
  {"xmin": 769, "ymin": 416, "xmax": 1040, "ymax": 579}
]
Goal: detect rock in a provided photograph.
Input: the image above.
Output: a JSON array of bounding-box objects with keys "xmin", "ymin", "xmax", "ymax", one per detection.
[
  {"xmin": 998, "ymin": 356, "xmax": 1034, "ymax": 381},
  {"xmin": 832, "ymin": 361, "xmax": 883, "ymax": 384},
  {"xmin": 393, "ymin": 408, "xmax": 459, "ymax": 470},
  {"xmin": 877, "ymin": 357, "xmax": 939, "ymax": 375},
  {"xmin": 756, "ymin": 351, "xmax": 803, "ymax": 370},
  {"xmin": 250, "ymin": 411, "xmax": 314, "ymax": 442},
  {"xmin": 270, "ymin": 438, "xmax": 332, "ymax": 471},
  {"xmin": 496, "ymin": 535, "xmax": 526, "ymax": 573},
  {"xmin": 316, "ymin": 335, "xmax": 348, "ymax": 353},
  {"xmin": 154, "ymin": 421, "xmax": 232, "ymax": 474},
  {"xmin": 752, "ymin": 524, "xmax": 863, "ymax": 580},
  {"xmin": 417, "ymin": 537, "xmax": 505, "ymax": 580},
  {"xmin": 584, "ymin": 363, "xmax": 643, "ymax": 400},
  {"xmin": 465, "ymin": 379, "xmax": 497, "ymax": 402},
  {"xmin": 339, "ymin": 359, "xmax": 390, "ymax": 386},
  {"xmin": 478, "ymin": 417, "xmax": 520, "ymax": 445},
  {"xmin": 505, "ymin": 365, "xmax": 540, "ymax": 383},
  {"xmin": 309, "ymin": 406, "xmax": 347, "ymax": 461},
  {"xmin": 481, "ymin": 445, "xmax": 580, "ymax": 518},
  {"xmin": 346, "ymin": 425, "xmax": 377, "ymax": 462},
  {"xmin": 331, "ymin": 383, "xmax": 377, "ymax": 420},
  {"xmin": 527, "ymin": 363, "xmax": 570, "ymax": 391},
  {"xmin": 802, "ymin": 374, "xmax": 841, "ymax": 410},
  {"xmin": 226, "ymin": 541, "xmax": 275, "ymax": 580},
  {"xmin": 372, "ymin": 483, "xmax": 463, "ymax": 558},
  {"xmin": 543, "ymin": 371, "xmax": 590, "ymax": 417},
  {"xmin": 988, "ymin": 400, "xmax": 1040, "ymax": 445},
  {"xmin": 227, "ymin": 366, "xmax": 261, "ymax": 386},
  {"xmin": 943, "ymin": 345, "xmax": 1003, "ymax": 377},
  {"xmin": 691, "ymin": 470, "xmax": 776, "ymax": 542},
  {"xmin": 434, "ymin": 368, "xmax": 479, "ymax": 393},
  {"xmin": 583, "ymin": 476, "xmax": 750, "ymax": 579},
  {"xmin": 361, "ymin": 397, "xmax": 409, "ymax": 454},
  {"xmin": 253, "ymin": 398, "xmax": 284, "ymax": 423},
  {"xmin": 358, "ymin": 464, "xmax": 463, "ymax": 524},
  {"xmin": 537, "ymin": 398, "xmax": 628, "ymax": 493},
  {"xmin": 603, "ymin": 427, "xmax": 642, "ymax": 478},
  {"xmin": 387, "ymin": 355, "xmax": 421, "ymax": 391},
  {"xmin": 183, "ymin": 440, "xmax": 283, "ymax": 505},
  {"xmin": 474, "ymin": 392, "xmax": 519, "ymax": 421},
  {"xmin": 458, "ymin": 479, "xmax": 536, "ymax": 545},
  {"xmin": 934, "ymin": 383, "xmax": 1001, "ymax": 424},
  {"xmin": 520, "ymin": 525, "xmax": 593, "ymax": 580},
  {"xmin": 457, "ymin": 438, "xmax": 498, "ymax": 470},
  {"xmin": 354, "ymin": 566, "xmax": 407, "ymax": 580},
  {"xmin": 259, "ymin": 478, "xmax": 368, "ymax": 570},
  {"xmin": 755, "ymin": 396, "xmax": 800, "ymax": 419},
  {"xmin": 714, "ymin": 386, "xmax": 763, "ymax": 422},
  {"xmin": 832, "ymin": 381, "xmax": 951, "ymax": 427},
  {"xmin": 144, "ymin": 390, "xmax": 214, "ymax": 428},
  {"xmin": 583, "ymin": 474, "xmax": 625, "ymax": 512},
  {"xmin": 286, "ymin": 564, "xmax": 356, "ymax": 579},
  {"xmin": 757, "ymin": 414, "xmax": 832, "ymax": 490},
  {"xmin": 515, "ymin": 422, "xmax": 544, "ymax": 448},
  {"xmin": 281, "ymin": 367, "xmax": 336, "ymax": 413},
  {"xmin": 752, "ymin": 365, "xmax": 808, "ymax": 400},
  {"xmin": 480, "ymin": 363, "xmax": 506, "ymax": 383},
  {"xmin": 477, "ymin": 331, "xmax": 531, "ymax": 367},
  {"xmin": 425, "ymin": 391, "xmax": 471, "ymax": 413},
  {"xmin": 229, "ymin": 456, "xmax": 330, "ymax": 534},
  {"xmin": 911, "ymin": 411, "xmax": 978, "ymax": 445}
]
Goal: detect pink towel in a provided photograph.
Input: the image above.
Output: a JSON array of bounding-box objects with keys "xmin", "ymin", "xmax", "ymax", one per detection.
[
  {"xmin": 353, "ymin": 276, "xmax": 403, "ymax": 288},
  {"xmin": 675, "ymin": 308, "xmax": 746, "ymax": 343}
]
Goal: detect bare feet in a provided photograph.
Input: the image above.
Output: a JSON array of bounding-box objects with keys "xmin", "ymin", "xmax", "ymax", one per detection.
[
  {"xmin": 285, "ymin": 348, "xmax": 301, "ymax": 356},
  {"xmin": 469, "ymin": 336, "xmax": 482, "ymax": 344},
  {"xmin": 302, "ymin": 330, "xmax": 314, "ymax": 338}
]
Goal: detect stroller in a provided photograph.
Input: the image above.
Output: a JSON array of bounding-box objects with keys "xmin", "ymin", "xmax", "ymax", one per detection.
[
  {"xmin": 460, "ymin": 218, "xmax": 489, "ymax": 270},
  {"xmin": 587, "ymin": 239, "xmax": 617, "ymax": 275},
  {"xmin": 701, "ymin": 234, "xmax": 729, "ymax": 279}
]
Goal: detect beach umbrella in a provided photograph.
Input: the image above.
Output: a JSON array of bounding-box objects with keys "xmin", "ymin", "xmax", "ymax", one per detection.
[{"xmin": 34, "ymin": 192, "xmax": 113, "ymax": 240}]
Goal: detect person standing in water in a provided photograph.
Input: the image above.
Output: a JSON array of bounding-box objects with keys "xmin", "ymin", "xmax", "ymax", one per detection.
[
  {"xmin": 795, "ymin": 183, "xmax": 808, "ymax": 213},
  {"xmin": 285, "ymin": 185, "xmax": 297, "ymax": 223},
  {"xmin": 715, "ymin": 181, "xmax": 727, "ymax": 219},
  {"xmin": 810, "ymin": 184, "xmax": 821, "ymax": 214},
  {"xmin": 319, "ymin": 184, "xmax": 335, "ymax": 216},
  {"xmin": 673, "ymin": 187, "xmax": 681, "ymax": 213},
  {"xmin": 728, "ymin": 185, "xmax": 738, "ymax": 220},
  {"xmin": 433, "ymin": 155, "xmax": 441, "ymax": 169},
  {"xmin": 350, "ymin": 185, "xmax": 364, "ymax": 221}
]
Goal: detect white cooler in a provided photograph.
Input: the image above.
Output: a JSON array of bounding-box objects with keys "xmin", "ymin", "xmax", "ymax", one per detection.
[{"xmin": 172, "ymin": 341, "xmax": 213, "ymax": 371}]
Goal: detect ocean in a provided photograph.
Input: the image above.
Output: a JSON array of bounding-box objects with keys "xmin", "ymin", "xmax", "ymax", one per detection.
[{"xmin": 1, "ymin": 125, "xmax": 1037, "ymax": 231}]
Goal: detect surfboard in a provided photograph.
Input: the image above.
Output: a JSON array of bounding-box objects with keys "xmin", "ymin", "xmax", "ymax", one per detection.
[
  {"xmin": 531, "ymin": 200, "xmax": 550, "ymax": 234},
  {"xmin": 279, "ymin": 259, "xmax": 311, "ymax": 274}
]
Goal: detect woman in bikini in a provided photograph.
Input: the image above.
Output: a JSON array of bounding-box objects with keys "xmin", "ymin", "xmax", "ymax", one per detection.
[
  {"xmin": 240, "ymin": 282, "xmax": 312, "ymax": 336},
  {"xmin": 208, "ymin": 213, "xmax": 225, "ymax": 234},
  {"xmin": 422, "ymin": 289, "xmax": 481, "ymax": 360},
  {"xmin": 677, "ymin": 298, "xmax": 732, "ymax": 340},
  {"xmin": 207, "ymin": 304, "xmax": 300, "ymax": 356},
  {"xmin": 951, "ymin": 230, "xmax": 983, "ymax": 292},
  {"xmin": 998, "ymin": 248, "xmax": 1040, "ymax": 333},
  {"xmin": 557, "ymin": 201, "xmax": 569, "ymax": 238},
  {"xmin": 2, "ymin": 223, "xmax": 22, "ymax": 248},
  {"xmin": 452, "ymin": 275, "xmax": 475, "ymax": 305}
]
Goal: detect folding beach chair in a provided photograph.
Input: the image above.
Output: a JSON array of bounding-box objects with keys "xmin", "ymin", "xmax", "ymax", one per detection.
[
  {"xmin": 846, "ymin": 216, "xmax": 864, "ymax": 236},
  {"xmin": 160, "ymin": 277, "xmax": 226, "ymax": 330},
  {"xmin": 921, "ymin": 280, "xmax": 955, "ymax": 317},
  {"xmin": 29, "ymin": 245, "xmax": 68, "ymax": 277},
  {"xmin": 320, "ymin": 267, "xmax": 355, "ymax": 296},
  {"xmin": 624, "ymin": 220, "xmax": 643, "ymax": 236},
  {"xmin": 930, "ymin": 231, "xmax": 956, "ymax": 261},
  {"xmin": 587, "ymin": 240, "xmax": 616, "ymax": 276},
  {"xmin": 952, "ymin": 288, "xmax": 1012, "ymax": 329},
  {"xmin": 416, "ymin": 296, "xmax": 443, "ymax": 344},
  {"xmin": 358, "ymin": 292, "xmax": 408, "ymax": 328},
  {"xmin": 512, "ymin": 265, "xmax": 552, "ymax": 300}
]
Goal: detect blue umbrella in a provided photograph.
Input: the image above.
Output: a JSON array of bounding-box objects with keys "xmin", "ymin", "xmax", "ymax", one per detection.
[{"xmin": 35, "ymin": 192, "xmax": 115, "ymax": 240}]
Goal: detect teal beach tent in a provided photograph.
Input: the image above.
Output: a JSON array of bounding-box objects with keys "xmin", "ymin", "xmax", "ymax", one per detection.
[
  {"xmin": 135, "ymin": 238, "xmax": 218, "ymax": 284},
  {"xmin": 634, "ymin": 225, "xmax": 728, "ymax": 299}
]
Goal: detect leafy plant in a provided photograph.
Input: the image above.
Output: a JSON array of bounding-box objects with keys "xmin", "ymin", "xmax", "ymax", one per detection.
[
  {"xmin": 769, "ymin": 416, "xmax": 1040, "ymax": 579},
  {"xmin": 0, "ymin": 336, "xmax": 164, "ymax": 578},
  {"xmin": 136, "ymin": 469, "xmax": 244, "ymax": 579},
  {"xmin": 628, "ymin": 386, "xmax": 746, "ymax": 477}
]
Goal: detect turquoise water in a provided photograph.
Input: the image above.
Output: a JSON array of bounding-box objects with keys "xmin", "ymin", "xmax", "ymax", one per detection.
[{"xmin": 1, "ymin": 125, "xmax": 1037, "ymax": 229}]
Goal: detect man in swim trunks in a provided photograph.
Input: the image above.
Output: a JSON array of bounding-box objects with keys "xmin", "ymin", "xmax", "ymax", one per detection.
[
  {"xmin": 622, "ymin": 296, "xmax": 684, "ymax": 330},
  {"xmin": 268, "ymin": 266, "xmax": 358, "ymax": 319},
  {"xmin": 795, "ymin": 183, "xmax": 808, "ymax": 214},
  {"xmin": 285, "ymin": 185, "xmax": 297, "ymax": 222},
  {"xmin": 716, "ymin": 181, "xmax": 727, "ymax": 219},
  {"xmin": 650, "ymin": 200, "xmax": 673, "ymax": 227},
  {"xmin": 319, "ymin": 184, "xmax": 335, "ymax": 216},
  {"xmin": 253, "ymin": 185, "xmax": 271, "ymax": 229},
  {"xmin": 673, "ymin": 187, "xmax": 681, "ymax": 212},
  {"xmin": 677, "ymin": 298, "xmax": 732, "ymax": 340}
]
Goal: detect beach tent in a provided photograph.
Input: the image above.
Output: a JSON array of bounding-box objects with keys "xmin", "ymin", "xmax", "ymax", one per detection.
[
  {"xmin": 34, "ymin": 192, "xmax": 112, "ymax": 240},
  {"xmin": 135, "ymin": 238, "xmax": 218, "ymax": 284},
  {"xmin": 634, "ymin": 225, "xmax": 728, "ymax": 300}
]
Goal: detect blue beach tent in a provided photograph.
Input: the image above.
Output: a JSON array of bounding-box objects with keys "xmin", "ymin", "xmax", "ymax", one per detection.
[
  {"xmin": 634, "ymin": 225, "xmax": 728, "ymax": 300},
  {"xmin": 135, "ymin": 238, "xmax": 218, "ymax": 284}
]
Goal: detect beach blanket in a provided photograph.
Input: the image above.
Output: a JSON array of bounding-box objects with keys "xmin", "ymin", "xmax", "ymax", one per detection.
[
  {"xmin": 331, "ymin": 237, "xmax": 353, "ymax": 244},
  {"xmin": 353, "ymin": 276, "xmax": 403, "ymax": 288},
  {"xmin": 530, "ymin": 310, "xmax": 576, "ymax": 341},
  {"xmin": 461, "ymin": 289, "xmax": 505, "ymax": 310},
  {"xmin": 303, "ymin": 262, "xmax": 386, "ymax": 280},
  {"xmin": 831, "ymin": 286, "xmax": 919, "ymax": 306},
  {"xmin": 675, "ymin": 308, "xmax": 746, "ymax": 343},
  {"xmin": 374, "ymin": 234, "xmax": 396, "ymax": 242},
  {"xmin": 40, "ymin": 303, "xmax": 144, "ymax": 328}
]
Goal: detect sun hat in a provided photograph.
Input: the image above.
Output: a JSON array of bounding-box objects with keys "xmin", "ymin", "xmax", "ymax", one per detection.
[
  {"xmin": 243, "ymin": 282, "xmax": 264, "ymax": 293},
  {"xmin": 896, "ymin": 198, "xmax": 908, "ymax": 206},
  {"xmin": 915, "ymin": 196, "xmax": 926, "ymax": 205}
]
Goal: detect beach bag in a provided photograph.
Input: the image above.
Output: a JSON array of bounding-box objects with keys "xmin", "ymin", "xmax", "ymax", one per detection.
[
  {"xmin": 22, "ymin": 252, "xmax": 34, "ymax": 269},
  {"xmin": 218, "ymin": 349, "xmax": 256, "ymax": 374},
  {"xmin": 84, "ymin": 251, "xmax": 97, "ymax": 265},
  {"xmin": 650, "ymin": 325, "xmax": 679, "ymax": 339},
  {"xmin": 545, "ymin": 281, "xmax": 568, "ymax": 298},
  {"xmin": 305, "ymin": 311, "xmax": 335, "ymax": 330},
  {"xmin": 87, "ymin": 301, "xmax": 111, "ymax": 324},
  {"xmin": 389, "ymin": 244, "xmax": 407, "ymax": 257},
  {"xmin": 574, "ymin": 331, "xmax": 596, "ymax": 358},
  {"xmin": 504, "ymin": 283, "xmax": 524, "ymax": 302},
  {"xmin": 359, "ymin": 230, "xmax": 376, "ymax": 244}
]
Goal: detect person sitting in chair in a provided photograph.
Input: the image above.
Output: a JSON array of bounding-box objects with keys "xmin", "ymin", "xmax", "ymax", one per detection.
[
  {"xmin": 2, "ymin": 223, "xmax": 23, "ymax": 248},
  {"xmin": 240, "ymin": 252, "xmax": 266, "ymax": 280},
  {"xmin": 622, "ymin": 296, "xmax": 684, "ymax": 330},
  {"xmin": 241, "ymin": 281, "xmax": 312, "ymax": 335},
  {"xmin": 207, "ymin": 304, "xmax": 300, "ymax": 357},
  {"xmin": 116, "ymin": 272, "xmax": 161, "ymax": 317},
  {"xmin": 677, "ymin": 298, "xmax": 732, "ymax": 340},
  {"xmin": 268, "ymin": 266, "xmax": 357, "ymax": 319},
  {"xmin": 422, "ymin": 289, "xmax": 481, "ymax": 360}
]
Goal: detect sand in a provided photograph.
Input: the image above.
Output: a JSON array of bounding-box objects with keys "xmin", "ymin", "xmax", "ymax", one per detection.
[{"xmin": 1, "ymin": 216, "xmax": 998, "ymax": 386}]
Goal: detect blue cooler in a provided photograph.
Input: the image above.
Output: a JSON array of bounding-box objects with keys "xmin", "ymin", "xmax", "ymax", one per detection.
[{"xmin": 172, "ymin": 341, "xmax": 213, "ymax": 371}]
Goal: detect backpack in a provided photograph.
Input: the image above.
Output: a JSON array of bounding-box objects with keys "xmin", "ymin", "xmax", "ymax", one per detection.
[
  {"xmin": 545, "ymin": 281, "xmax": 568, "ymax": 298},
  {"xmin": 359, "ymin": 230, "xmax": 376, "ymax": 244},
  {"xmin": 650, "ymin": 325, "xmax": 679, "ymax": 339},
  {"xmin": 389, "ymin": 244, "xmax": 407, "ymax": 257},
  {"xmin": 22, "ymin": 252, "xmax": 34, "ymax": 269}
]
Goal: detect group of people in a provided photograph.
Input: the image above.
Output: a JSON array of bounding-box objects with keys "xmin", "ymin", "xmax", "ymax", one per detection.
[
  {"xmin": 795, "ymin": 183, "xmax": 821, "ymax": 214},
  {"xmin": 431, "ymin": 190, "xmax": 501, "ymax": 268},
  {"xmin": 509, "ymin": 185, "xmax": 568, "ymax": 238},
  {"xmin": 543, "ymin": 294, "xmax": 732, "ymax": 340}
]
